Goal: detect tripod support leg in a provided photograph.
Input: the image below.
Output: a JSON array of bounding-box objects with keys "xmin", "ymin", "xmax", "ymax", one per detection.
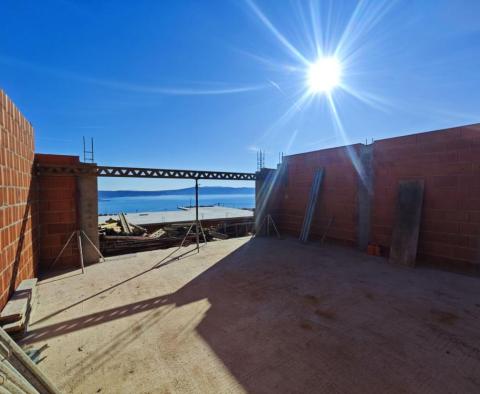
[
  {"xmin": 199, "ymin": 221, "xmax": 207, "ymax": 245},
  {"xmin": 51, "ymin": 231, "xmax": 76, "ymax": 269},
  {"xmin": 268, "ymin": 215, "xmax": 281, "ymax": 239},
  {"xmin": 77, "ymin": 231, "xmax": 85, "ymax": 274},
  {"xmin": 81, "ymin": 231, "xmax": 106, "ymax": 262}
]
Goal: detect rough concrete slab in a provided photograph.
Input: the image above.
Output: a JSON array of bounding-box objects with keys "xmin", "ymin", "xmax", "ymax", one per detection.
[
  {"xmin": 20, "ymin": 238, "xmax": 480, "ymax": 393},
  {"xmin": 99, "ymin": 206, "xmax": 253, "ymax": 226},
  {"xmin": 0, "ymin": 279, "xmax": 37, "ymax": 324}
]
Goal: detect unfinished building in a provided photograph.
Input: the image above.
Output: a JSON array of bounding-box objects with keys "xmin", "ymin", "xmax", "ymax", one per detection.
[{"xmin": 1, "ymin": 89, "xmax": 479, "ymax": 393}]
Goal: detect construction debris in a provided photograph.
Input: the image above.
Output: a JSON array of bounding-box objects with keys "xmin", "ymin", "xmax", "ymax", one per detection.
[
  {"xmin": 98, "ymin": 214, "xmax": 254, "ymax": 256},
  {"xmin": 119, "ymin": 212, "xmax": 133, "ymax": 234},
  {"xmin": 0, "ymin": 279, "xmax": 37, "ymax": 337},
  {"xmin": 99, "ymin": 215, "xmax": 147, "ymax": 236},
  {"xmin": 99, "ymin": 221, "xmax": 210, "ymax": 256},
  {"xmin": 149, "ymin": 228, "xmax": 166, "ymax": 238},
  {"xmin": 100, "ymin": 233, "xmax": 210, "ymax": 256},
  {"xmin": 209, "ymin": 230, "xmax": 229, "ymax": 240}
]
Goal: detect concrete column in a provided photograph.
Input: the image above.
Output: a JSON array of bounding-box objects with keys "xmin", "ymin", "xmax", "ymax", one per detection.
[
  {"xmin": 357, "ymin": 144, "xmax": 374, "ymax": 251},
  {"xmin": 77, "ymin": 169, "xmax": 100, "ymax": 264},
  {"xmin": 255, "ymin": 168, "xmax": 277, "ymax": 234}
]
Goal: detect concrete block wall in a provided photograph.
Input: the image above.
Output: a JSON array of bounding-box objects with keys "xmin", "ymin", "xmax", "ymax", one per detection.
[
  {"xmin": 372, "ymin": 125, "xmax": 480, "ymax": 273},
  {"xmin": 0, "ymin": 90, "xmax": 38, "ymax": 309},
  {"xmin": 272, "ymin": 144, "xmax": 362, "ymax": 246},
  {"xmin": 35, "ymin": 154, "xmax": 80, "ymax": 270},
  {"xmin": 269, "ymin": 124, "xmax": 480, "ymax": 273}
]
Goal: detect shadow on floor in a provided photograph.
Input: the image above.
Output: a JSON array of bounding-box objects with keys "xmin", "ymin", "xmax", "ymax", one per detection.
[{"xmin": 24, "ymin": 237, "xmax": 480, "ymax": 393}]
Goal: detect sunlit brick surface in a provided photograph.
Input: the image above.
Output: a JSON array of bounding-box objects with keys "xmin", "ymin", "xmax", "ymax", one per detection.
[
  {"xmin": 271, "ymin": 125, "xmax": 480, "ymax": 272},
  {"xmin": 0, "ymin": 90, "xmax": 38, "ymax": 308},
  {"xmin": 35, "ymin": 154, "xmax": 80, "ymax": 270}
]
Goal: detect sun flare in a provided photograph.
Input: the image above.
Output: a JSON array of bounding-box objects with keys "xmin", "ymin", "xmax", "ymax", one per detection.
[{"xmin": 307, "ymin": 57, "xmax": 342, "ymax": 94}]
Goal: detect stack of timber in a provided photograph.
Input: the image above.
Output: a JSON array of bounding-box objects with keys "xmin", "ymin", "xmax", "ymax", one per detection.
[
  {"xmin": 100, "ymin": 222, "xmax": 213, "ymax": 256},
  {"xmin": 100, "ymin": 234, "xmax": 198, "ymax": 255},
  {"xmin": 0, "ymin": 279, "xmax": 37, "ymax": 338},
  {"xmin": 99, "ymin": 213, "xmax": 147, "ymax": 236},
  {"xmin": 162, "ymin": 224, "xmax": 195, "ymax": 237}
]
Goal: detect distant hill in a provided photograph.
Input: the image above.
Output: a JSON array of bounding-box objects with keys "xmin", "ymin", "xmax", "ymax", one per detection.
[{"xmin": 99, "ymin": 186, "xmax": 255, "ymax": 199}]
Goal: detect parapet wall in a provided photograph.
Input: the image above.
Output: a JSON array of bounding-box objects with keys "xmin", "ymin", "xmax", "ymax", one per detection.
[
  {"xmin": 272, "ymin": 144, "xmax": 361, "ymax": 246},
  {"xmin": 269, "ymin": 124, "xmax": 480, "ymax": 273},
  {"xmin": 0, "ymin": 90, "xmax": 38, "ymax": 308},
  {"xmin": 372, "ymin": 126, "xmax": 480, "ymax": 272}
]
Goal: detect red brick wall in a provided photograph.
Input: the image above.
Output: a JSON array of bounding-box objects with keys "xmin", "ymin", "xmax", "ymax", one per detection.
[
  {"xmin": 372, "ymin": 125, "xmax": 480, "ymax": 272},
  {"xmin": 35, "ymin": 154, "xmax": 80, "ymax": 270},
  {"xmin": 273, "ymin": 144, "xmax": 362, "ymax": 246},
  {"xmin": 0, "ymin": 90, "xmax": 38, "ymax": 309},
  {"xmin": 272, "ymin": 124, "xmax": 480, "ymax": 272}
]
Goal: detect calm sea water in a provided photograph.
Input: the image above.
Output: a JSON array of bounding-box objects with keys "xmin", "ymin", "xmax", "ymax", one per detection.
[{"xmin": 98, "ymin": 193, "xmax": 255, "ymax": 215}]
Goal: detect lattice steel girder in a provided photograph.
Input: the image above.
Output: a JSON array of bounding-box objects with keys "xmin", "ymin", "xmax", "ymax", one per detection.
[{"xmin": 36, "ymin": 164, "xmax": 256, "ymax": 181}]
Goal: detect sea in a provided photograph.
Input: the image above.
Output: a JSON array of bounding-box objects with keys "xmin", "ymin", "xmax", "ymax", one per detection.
[{"xmin": 98, "ymin": 193, "xmax": 255, "ymax": 215}]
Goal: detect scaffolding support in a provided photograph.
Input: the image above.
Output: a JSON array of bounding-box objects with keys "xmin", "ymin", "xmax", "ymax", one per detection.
[
  {"xmin": 195, "ymin": 179, "xmax": 200, "ymax": 251},
  {"xmin": 51, "ymin": 230, "xmax": 105, "ymax": 272}
]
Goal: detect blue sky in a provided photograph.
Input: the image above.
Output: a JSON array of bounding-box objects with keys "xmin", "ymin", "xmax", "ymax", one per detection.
[{"xmin": 1, "ymin": 0, "xmax": 479, "ymax": 190}]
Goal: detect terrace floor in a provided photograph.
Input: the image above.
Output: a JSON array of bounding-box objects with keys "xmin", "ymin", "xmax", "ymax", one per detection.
[{"xmin": 21, "ymin": 237, "xmax": 480, "ymax": 393}]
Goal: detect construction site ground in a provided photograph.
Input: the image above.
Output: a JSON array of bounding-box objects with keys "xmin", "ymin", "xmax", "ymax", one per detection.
[{"xmin": 21, "ymin": 237, "xmax": 480, "ymax": 393}]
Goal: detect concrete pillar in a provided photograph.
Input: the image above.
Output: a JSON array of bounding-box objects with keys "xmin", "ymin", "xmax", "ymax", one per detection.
[
  {"xmin": 77, "ymin": 169, "xmax": 100, "ymax": 264},
  {"xmin": 357, "ymin": 144, "xmax": 374, "ymax": 251},
  {"xmin": 255, "ymin": 168, "xmax": 277, "ymax": 234}
]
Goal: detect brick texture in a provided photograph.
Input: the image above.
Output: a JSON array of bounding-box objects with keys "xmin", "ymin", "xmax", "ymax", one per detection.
[
  {"xmin": 35, "ymin": 154, "xmax": 80, "ymax": 270},
  {"xmin": 0, "ymin": 90, "xmax": 38, "ymax": 309},
  {"xmin": 371, "ymin": 125, "xmax": 480, "ymax": 272},
  {"xmin": 272, "ymin": 144, "xmax": 362, "ymax": 246},
  {"xmin": 272, "ymin": 124, "xmax": 480, "ymax": 273}
]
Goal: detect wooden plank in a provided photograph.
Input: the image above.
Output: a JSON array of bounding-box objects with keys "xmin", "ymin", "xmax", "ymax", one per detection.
[
  {"xmin": 3, "ymin": 310, "xmax": 27, "ymax": 334},
  {"xmin": 299, "ymin": 169, "xmax": 324, "ymax": 242},
  {"xmin": 118, "ymin": 213, "xmax": 133, "ymax": 234},
  {"xmin": 0, "ymin": 327, "xmax": 62, "ymax": 394},
  {"xmin": 2, "ymin": 287, "xmax": 38, "ymax": 339},
  {"xmin": 4, "ymin": 281, "xmax": 38, "ymax": 337},
  {"xmin": 0, "ymin": 279, "xmax": 37, "ymax": 324},
  {"xmin": 389, "ymin": 180, "xmax": 425, "ymax": 267}
]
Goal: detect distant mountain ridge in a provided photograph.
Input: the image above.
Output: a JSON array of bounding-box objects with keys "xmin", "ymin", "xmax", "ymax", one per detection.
[{"xmin": 99, "ymin": 186, "xmax": 255, "ymax": 198}]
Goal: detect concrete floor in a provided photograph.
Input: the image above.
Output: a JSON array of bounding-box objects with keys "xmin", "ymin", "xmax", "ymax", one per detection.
[{"xmin": 21, "ymin": 237, "xmax": 480, "ymax": 393}]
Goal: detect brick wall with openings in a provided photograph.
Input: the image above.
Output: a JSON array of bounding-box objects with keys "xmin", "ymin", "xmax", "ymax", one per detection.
[
  {"xmin": 0, "ymin": 90, "xmax": 38, "ymax": 309},
  {"xmin": 272, "ymin": 144, "xmax": 362, "ymax": 246},
  {"xmin": 35, "ymin": 154, "xmax": 80, "ymax": 270},
  {"xmin": 372, "ymin": 124, "xmax": 480, "ymax": 273}
]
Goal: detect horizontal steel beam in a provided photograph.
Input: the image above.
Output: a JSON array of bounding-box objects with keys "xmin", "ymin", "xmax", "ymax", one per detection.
[{"xmin": 36, "ymin": 163, "xmax": 256, "ymax": 181}]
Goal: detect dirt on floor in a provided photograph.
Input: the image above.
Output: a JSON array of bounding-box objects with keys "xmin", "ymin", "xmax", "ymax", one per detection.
[{"xmin": 21, "ymin": 237, "xmax": 480, "ymax": 393}]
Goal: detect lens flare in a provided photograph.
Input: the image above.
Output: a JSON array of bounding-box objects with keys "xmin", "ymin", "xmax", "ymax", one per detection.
[
  {"xmin": 243, "ymin": 0, "xmax": 397, "ymax": 194},
  {"xmin": 307, "ymin": 57, "xmax": 342, "ymax": 93}
]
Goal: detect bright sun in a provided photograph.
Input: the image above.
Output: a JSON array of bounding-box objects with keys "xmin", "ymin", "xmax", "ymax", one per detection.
[{"xmin": 308, "ymin": 57, "xmax": 342, "ymax": 94}]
